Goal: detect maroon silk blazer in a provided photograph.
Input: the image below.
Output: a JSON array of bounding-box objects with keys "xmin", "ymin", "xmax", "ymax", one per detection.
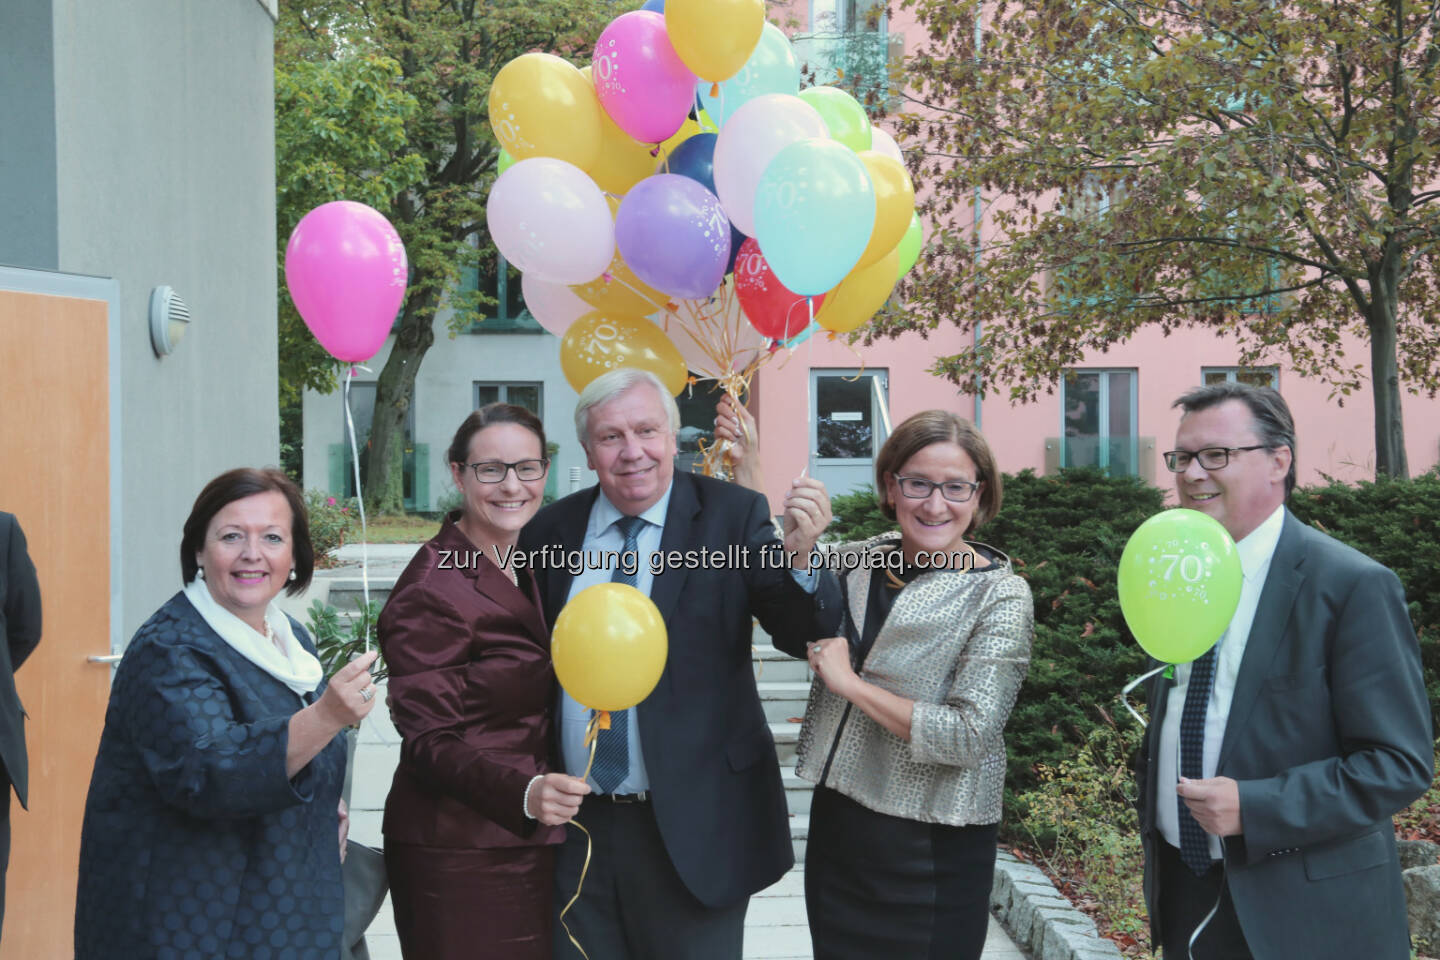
[{"xmin": 379, "ymin": 516, "xmax": 564, "ymax": 849}]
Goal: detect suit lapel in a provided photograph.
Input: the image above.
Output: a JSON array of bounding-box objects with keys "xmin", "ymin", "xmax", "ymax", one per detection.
[
  {"xmin": 470, "ymin": 561, "xmax": 550, "ymax": 650},
  {"xmin": 1216, "ymin": 510, "xmax": 1307, "ymax": 772},
  {"xmin": 648, "ymin": 473, "xmax": 698, "ymax": 627},
  {"xmin": 540, "ymin": 489, "xmax": 595, "ymax": 625}
]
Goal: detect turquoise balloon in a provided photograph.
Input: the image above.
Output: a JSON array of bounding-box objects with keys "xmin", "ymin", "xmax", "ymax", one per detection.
[
  {"xmin": 696, "ymin": 23, "xmax": 800, "ymax": 127},
  {"xmin": 753, "ymin": 139, "xmax": 876, "ymax": 296},
  {"xmin": 896, "ymin": 212, "xmax": 922, "ymax": 279},
  {"xmin": 1117, "ymin": 509, "xmax": 1243, "ymax": 664}
]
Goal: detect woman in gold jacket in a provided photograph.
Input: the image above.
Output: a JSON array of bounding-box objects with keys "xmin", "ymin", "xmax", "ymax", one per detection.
[{"xmin": 795, "ymin": 410, "xmax": 1034, "ymax": 960}]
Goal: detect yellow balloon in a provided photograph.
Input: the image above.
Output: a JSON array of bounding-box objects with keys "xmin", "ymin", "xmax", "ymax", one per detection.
[
  {"xmin": 855, "ymin": 152, "xmax": 916, "ymax": 269},
  {"xmin": 553, "ymin": 583, "xmax": 668, "ymax": 711},
  {"xmin": 571, "ymin": 197, "xmax": 670, "ymax": 314},
  {"xmin": 488, "ymin": 53, "xmax": 601, "ymax": 170},
  {"xmin": 815, "ymin": 247, "xmax": 901, "ymax": 333},
  {"xmin": 666, "ymin": 0, "xmax": 765, "ymax": 82},
  {"xmin": 580, "ymin": 66, "xmax": 656, "ymax": 195},
  {"xmin": 560, "ymin": 310, "xmax": 689, "ymax": 396},
  {"xmin": 696, "ymin": 108, "xmax": 720, "ymax": 134}
]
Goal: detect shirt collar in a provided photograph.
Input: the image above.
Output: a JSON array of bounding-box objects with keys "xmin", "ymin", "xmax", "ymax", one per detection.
[
  {"xmin": 587, "ymin": 481, "xmax": 674, "ymax": 539},
  {"xmin": 1236, "ymin": 503, "xmax": 1285, "ymax": 582}
]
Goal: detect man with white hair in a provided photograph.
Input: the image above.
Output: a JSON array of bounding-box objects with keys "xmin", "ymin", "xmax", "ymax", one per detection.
[{"xmin": 520, "ymin": 368, "xmax": 840, "ymax": 960}]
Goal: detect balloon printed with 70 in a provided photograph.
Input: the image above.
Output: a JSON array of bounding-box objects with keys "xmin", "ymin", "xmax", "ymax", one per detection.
[{"xmin": 1117, "ymin": 508, "xmax": 1243, "ymax": 664}]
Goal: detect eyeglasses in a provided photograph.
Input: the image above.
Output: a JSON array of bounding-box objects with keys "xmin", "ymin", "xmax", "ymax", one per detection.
[
  {"xmin": 894, "ymin": 476, "xmax": 981, "ymax": 503},
  {"xmin": 1162, "ymin": 445, "xmax": 1267, "ymax": 472},
  {"xmin": 465, "ymin": 459, "xmax": 548, "ymax": 483}
]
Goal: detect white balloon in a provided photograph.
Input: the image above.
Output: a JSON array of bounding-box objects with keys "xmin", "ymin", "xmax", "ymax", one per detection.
[
  {"xmin": 486, "ymin": 158, "xmax": 613, "ymax": 285},
  {"xmin": 869, "ymin": 125, "xmax": 905, "ymax": 166},
  {"xmin": 712, "ymin": 93, "xmax": 829, "ymax": 237},
  {"xmin": 521, "ymin": 272, "xmax": 592, "ymax": 337}
]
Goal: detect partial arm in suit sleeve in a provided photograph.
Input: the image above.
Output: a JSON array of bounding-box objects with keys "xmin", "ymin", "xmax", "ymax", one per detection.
[
  {"xmin": 910, "ymin": 575, "xmax": 1034, "ymax": 767},
  {"xmin": 741, "ymin": 493, "xmax": 843, "ymax": 658},
  {"xmin": 1234, "ymin": 565, "xmax": 1434, "ymax": 860},
  {"xmin": 380, "ymin": 582, "xmax": 537, "ymax": 837},
  {"xmin": 4, "ymin": 516, "xmax": 41, "ymax": 671},
  {"xmin": 118, "ymin": 635, "xmax": 311, "ymax": 819}
]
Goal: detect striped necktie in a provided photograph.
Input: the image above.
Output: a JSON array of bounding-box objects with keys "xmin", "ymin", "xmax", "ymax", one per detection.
[{"xmin": 592, "ymin": 514, "xmax": 645, "ymax": 793}]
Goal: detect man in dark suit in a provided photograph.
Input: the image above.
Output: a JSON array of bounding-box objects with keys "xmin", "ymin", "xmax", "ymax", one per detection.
[
  {"xmin": 1139, "ymin": 382, "xmax": 1432, "ymax": 959},
  {"xmin": 0, "ymin": 511, "xmax": 41, "ymax": 937},
  {"xmin": 521, "ymin": 368, "xmax": 840, "ymax": 960}
]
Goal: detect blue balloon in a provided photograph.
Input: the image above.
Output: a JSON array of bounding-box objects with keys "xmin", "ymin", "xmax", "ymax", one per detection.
[
  {"xmin": 754, "ymin": 139, "xmax": 877, "ymax": 296},
  {"xmin": 664, "ymin": 134, "xmax": 744, "ymax": 273},
  {"xmin": 696, "ymin": 23, "xmax": 800, "ymax": 127},
  {"xmin": 642, "ymin": 0, "xmax": 665, "ymax": 10}
]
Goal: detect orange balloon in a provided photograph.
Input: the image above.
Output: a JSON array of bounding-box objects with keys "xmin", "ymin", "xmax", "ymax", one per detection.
[
  {"xmin": 571, "ymin": 198, "xmax": 669, "ymax": 314},
  {"xmin": 855, "ymin": 152, "xmax": 915, "ymax": 269},
  {"xmin": 815, "ymin": 246, "xmax": 901, "ymax": 333},
  {"xmin": 560, "ymin": 310, "xmax": 689, "ymax": 395},
  {"xmin": 581, "ymin": 65, "xmax": 656, "ymax": 195},
  {"xmin": 553, "ymin": 583, "xmax": 668, "ymax": 711}
]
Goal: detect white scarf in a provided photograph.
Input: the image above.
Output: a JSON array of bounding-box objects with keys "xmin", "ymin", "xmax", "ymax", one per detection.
[{"xmin": 183, "ymin": 579, "xmax": 324, "ymax": 698}]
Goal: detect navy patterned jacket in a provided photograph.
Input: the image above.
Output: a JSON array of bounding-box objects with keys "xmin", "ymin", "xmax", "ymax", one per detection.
[{"xmin": 75, "ymin": 591, "xmax": 347, "ymax": 959}]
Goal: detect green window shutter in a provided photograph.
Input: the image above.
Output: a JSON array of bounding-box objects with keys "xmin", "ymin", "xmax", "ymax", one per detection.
[
  {"xmin": 327, "ymin": 444, "xmax": 345, "ymax": 494},
  {"xmin": 413, "ymin": 443, "xmax": 430, "ymax": 511}
]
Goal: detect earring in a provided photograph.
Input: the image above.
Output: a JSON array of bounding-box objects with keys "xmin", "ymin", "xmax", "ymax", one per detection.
[
  {"xmin": 196, "ymin": 567, "xmax": 206, "ymax": 581},
  {"xmin": 288, "ymin": 570, "xmax": 297, "ymax": 582}
]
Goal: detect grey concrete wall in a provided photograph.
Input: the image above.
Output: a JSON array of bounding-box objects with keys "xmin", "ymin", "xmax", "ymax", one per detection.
[
  {"xmin": 0, "ymin": 0, "xmax": 59, "ymax": 269},
  {"xmin": 51, "ymin": 0, "xmax": 278, "ymax": 638}
]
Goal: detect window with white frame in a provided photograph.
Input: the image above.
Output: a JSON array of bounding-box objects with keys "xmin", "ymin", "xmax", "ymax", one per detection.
[
  {"xmin": 1201, "ymin": 366, "xmax": 1279, "ymax": 389},
  {"xmin": 1060, "ymin": 369, "xmax": 1139, "ymax": 476}
]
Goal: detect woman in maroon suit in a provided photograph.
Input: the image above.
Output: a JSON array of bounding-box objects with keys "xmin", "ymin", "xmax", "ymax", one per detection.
[{"xmin": 379, "ymin": 404, "xmax": 590, "ymax": 959}]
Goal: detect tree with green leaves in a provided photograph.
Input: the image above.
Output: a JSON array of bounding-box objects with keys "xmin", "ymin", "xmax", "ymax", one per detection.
[
  {"xmin": 276, "ymin": 0, "xmax": 612, "ymax": 509},
  {"xmin": 882, "ymin": 0, "xmax": 1440, "ymax": 477}
]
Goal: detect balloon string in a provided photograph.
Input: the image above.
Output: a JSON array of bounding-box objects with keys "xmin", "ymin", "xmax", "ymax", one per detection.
[
  {"xmin": 341, "ymin": 367, "xmax": 372, "ymax": 650},
  {"xmin": 559, "ymin": 714, "xmax": 604, "ymax": 960},
  {"xmin": 1119, "ymin": 663, "xmax": 1169, "ymax": 727},
  {"xmin": 603, "ymin": 271, "xmax": 667, "ymax": 314}
]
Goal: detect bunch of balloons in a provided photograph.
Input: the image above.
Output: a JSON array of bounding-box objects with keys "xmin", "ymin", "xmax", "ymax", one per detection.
[{"xmin": 485, "ymin": 0, "xmax": 923, "ymax": 395}]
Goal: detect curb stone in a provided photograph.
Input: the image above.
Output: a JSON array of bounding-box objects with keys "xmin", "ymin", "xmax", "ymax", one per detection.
[{"xmin": 993, "ymin": 851, "xmax": 1124, "ymax": 960}]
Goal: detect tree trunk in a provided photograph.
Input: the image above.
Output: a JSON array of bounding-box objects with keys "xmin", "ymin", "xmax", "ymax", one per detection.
[
  {"xmin": 365, "ymin": 290, "xmax": 437, "ymax": 513},
  {"xmin": 1368, "ymin": 267, "xmax": 1409, "ymax": 479}
]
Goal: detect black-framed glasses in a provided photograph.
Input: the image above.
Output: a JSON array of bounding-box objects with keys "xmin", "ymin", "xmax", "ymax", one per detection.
[
  {"xmin": 894, "ymin": 476, "xmax": 981, "ymax": 503},
  {"xmin": 1162, "ymin": 445, "xmax": 1267, "ymax": 472},
  {"xmin": 465, "ymin": 459, "xmax": 548, "ymax": 483}
]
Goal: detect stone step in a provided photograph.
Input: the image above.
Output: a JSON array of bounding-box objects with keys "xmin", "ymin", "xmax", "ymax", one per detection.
[
  {"xmin": 782, "ymin": 765, "xmax": 813, "ymax": 817},
  {"xmin": 790, "ymin": 812, "xmax": 809, "ymax": 864},
  {"xmin": 759, "ymin": 681, "xmax": 812, "ymax": 724},
  {"xmin": 751, "ymin": 645, "xmax": 813, "ymax": 684},
  {"xmin": 770, "ymin": 721, "xmax": 801, "ymax": 766}
]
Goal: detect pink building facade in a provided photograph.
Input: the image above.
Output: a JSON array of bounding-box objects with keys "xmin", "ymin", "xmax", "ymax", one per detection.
[{"xmin": 751, "ymin": 1, "xmax": 1440, "ymax": 510}]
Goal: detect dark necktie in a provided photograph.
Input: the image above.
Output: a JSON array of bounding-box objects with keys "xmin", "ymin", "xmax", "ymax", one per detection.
[
  {"xmin": 1178, "ymin": 646, "xmax": 1217, "ymax": 874},
  {"xmin": 592, "ymin": 514, "xmax": 644, "ymax": 793}
]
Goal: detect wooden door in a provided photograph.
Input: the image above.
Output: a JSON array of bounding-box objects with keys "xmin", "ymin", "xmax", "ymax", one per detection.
[{"xmin": 0, "ymin": 288, "xmax": 112, "ymax": 957}]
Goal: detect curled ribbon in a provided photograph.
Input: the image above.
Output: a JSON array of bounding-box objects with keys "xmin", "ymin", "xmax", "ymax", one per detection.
[{"xmin": 558, "ymin": 711, "xmax": 609, "ymax": 960}]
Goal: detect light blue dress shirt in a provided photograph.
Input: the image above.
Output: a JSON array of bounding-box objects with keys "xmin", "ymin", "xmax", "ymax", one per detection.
[{"xmin": 559, "ymin": 481, "xmax": 819, "ymax": 793}]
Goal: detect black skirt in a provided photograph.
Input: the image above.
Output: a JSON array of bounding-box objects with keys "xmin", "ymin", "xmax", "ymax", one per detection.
[{"xmin": 804, "ymin": 786, "xmax": 999, "ymax": 960}]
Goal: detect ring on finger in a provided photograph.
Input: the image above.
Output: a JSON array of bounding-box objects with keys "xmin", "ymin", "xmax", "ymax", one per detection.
[{"xmin": 359, "ymin": 685, "xmax": 374, "ymax": 703}]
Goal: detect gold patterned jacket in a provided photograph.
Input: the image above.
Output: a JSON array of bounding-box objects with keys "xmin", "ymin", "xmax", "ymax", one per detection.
[{"xmin": 794, "ymin": 534, "xmax": 1034, "ymax": 826}]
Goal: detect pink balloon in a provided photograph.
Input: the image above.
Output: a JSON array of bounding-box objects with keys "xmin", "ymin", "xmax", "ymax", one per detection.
[
  {"xmin": 713, "ymin": 93, "xmax": 828, "ymax": 237},
  {"xmin": 521, "ymin": 272, "xmax": 592, "ymax": 336},
  {"xmin": 593, "ymin": 11, "xmax": 696, "ymax": 144},
  {"xmin": 284, "ymin": 201, "xmax": 408, "ymax": 363},
  {"xmin": 487, "ymin": 157, "xmax": 614, "ymax": 285}
]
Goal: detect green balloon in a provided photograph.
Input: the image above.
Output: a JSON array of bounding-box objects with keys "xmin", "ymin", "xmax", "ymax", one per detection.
[
  {"xmin": 1117, "ymin": 509, "xmax": 1242, "ymax": 664},
  {"xmin": 896, "ymin": 212, "xmax": 922, "ymax": 279},
  {"xmin": 498, "ymin": 148, "xmax": 515, "ymax": 176},
  {"xmin": 798, "ymin": 86, "xmax": 871, "ymax": 152}
]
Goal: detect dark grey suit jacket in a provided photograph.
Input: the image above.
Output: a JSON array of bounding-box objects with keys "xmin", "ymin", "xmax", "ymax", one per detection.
[
  {"xmin": 520, "ymin": 471, "xmax": 842, "ymax": 908},
  {"xmin": 0, "ymin": 512, "xmax": 41, "ymax": 809},
  {"xmin": 1139, "ymin": 509, "xmax": 1433, "ymax": 959}
]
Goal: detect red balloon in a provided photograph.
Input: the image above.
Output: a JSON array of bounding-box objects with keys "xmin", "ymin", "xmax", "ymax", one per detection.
[{"xmin": 733, "ymin": 237, "xmax": 824, "ymax": 340}]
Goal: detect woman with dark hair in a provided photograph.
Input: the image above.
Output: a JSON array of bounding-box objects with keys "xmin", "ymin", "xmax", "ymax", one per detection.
[
  {"xmin": 795, "ymin": 410, "xmax": 1034, "ymax": 960},
  {"xmin": 380, "ymin": 403, "xmax": 590, "ymax": 960},
  {"xmin": 75, "ymin": 468, "xmax": 378, "ymax": 959}
]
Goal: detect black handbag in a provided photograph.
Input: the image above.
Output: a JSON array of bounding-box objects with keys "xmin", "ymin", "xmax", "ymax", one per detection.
[{"xmin": 341, "ymin": 842, "xmax": 389, "ymax": 960}]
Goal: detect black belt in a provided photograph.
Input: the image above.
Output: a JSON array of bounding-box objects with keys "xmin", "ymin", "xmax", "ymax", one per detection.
[{"xmin": 593, "ymin": 791, "xmax": 649, "ymax": 804}]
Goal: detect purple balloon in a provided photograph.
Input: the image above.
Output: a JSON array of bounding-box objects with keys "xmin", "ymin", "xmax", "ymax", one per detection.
[{"xmin": 615, "ymin": 174, "xmax": 731, "ymax": 300}]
